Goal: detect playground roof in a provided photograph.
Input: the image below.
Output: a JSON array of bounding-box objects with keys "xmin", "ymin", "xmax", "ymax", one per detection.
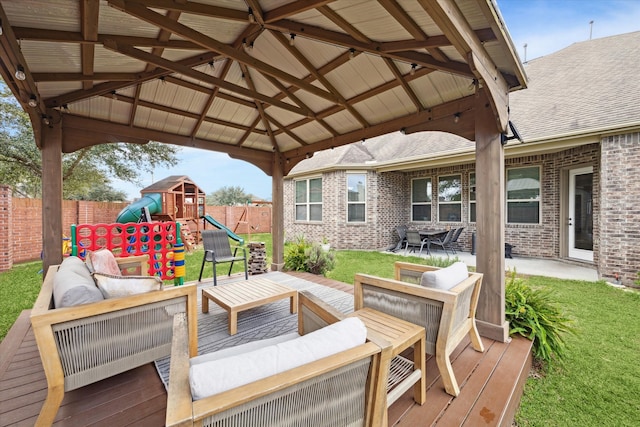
[
  {"xmin": 141, "ymin": 175, "xmax": 204, "ymax": 194},
  {"xmin": 0, "ymin": 0, "xmax": 526, "ymax": 175}
]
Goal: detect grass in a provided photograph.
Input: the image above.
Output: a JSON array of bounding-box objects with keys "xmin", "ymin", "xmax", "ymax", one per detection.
[
  {"xmin": 0, "ymin": 261, "xmax": 43, "ymax": 340},
  {"xmin": 1, "ymin": 239, "xmax": 639, "ymax": 425},
  {"xmin": 514, "ymin": 276, "xmax": 640, "ymax": 426}
]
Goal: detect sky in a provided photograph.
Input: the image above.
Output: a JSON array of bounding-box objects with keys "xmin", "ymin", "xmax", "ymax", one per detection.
[{"xmin": 112, "ymin": 0, "xmax": 640, "ymax": 202}]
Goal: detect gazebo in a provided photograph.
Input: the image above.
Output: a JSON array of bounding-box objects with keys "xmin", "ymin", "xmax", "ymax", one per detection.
[{"xmin": 0, "ymin": 0, "xmax": 526, "ymax": 341}]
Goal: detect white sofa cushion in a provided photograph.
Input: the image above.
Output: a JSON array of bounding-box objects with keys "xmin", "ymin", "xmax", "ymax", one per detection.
[
  {"xmin": 53, "ymin": 256, "xmax": 105, "ymax": 308},
  {"xmin": 190, "ymin": 332, "xmax": 301, "ymax": 366},
  {"xmin": 93, "ymin": 273, "xmax": 163, "ymax": 299},
  {"xmin": 189, "ymin": 317, "xmax": 367, "ymax": 400},
  {"xmin": 420, "ymin": 261, "xmax": 469, "ymax": 290}
]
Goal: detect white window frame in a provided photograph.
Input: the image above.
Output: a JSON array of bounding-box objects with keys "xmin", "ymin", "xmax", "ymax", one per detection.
[
  {"xmin": 437, "ymin": 174, "xmax": 462, "ymax": 222},
  {"xmin": 294, "ymin": 176, "xmax": 322, "ymax": 222},
  {"xmin": 469, "ymin": 172, "xmax": 476, "ymax": 223},
  {"xmin": 411, "ymin": 177, "xmax": 432, "ymax": 222},
  {"xmin": 346, "ymin": 172, "xmax": 366, "ymax": 223},
  {"xmin": 506, "ymin": 166, "xmax": 541, "ymax": 224}
]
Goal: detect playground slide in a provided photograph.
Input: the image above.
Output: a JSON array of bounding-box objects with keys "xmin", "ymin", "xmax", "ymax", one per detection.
[
  {"xmin": 116, "ymin": 193, "xmax": 163, "ymax": 224},
  {"xmin": 201, "ymin": 214, "xmax": 244, "ymax": 245}
]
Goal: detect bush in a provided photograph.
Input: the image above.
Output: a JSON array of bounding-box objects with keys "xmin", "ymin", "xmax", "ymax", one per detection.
[
  {"xmin": 505, "ymin": 270, "xmax": 575, "ymax": 367},
  {"xmin": 283, "ymin": 237, "xmax": 336, "ymax": 276},
  {"xmin": 304, "ymin": 243, "xmax": 336, "ymax": 275},
  {"xmin": 283, "ymin": 236, "xmax": 309, "ymax": 272}
]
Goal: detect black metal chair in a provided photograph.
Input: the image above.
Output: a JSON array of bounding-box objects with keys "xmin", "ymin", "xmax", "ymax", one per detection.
[
  {"xmin": 198, "ymin": 229, "xmax": 248, "ymax": 286},
  {"xmin": 391, "ymin": 225, "xmax": 408, "ymax": 252},
  {"xmin": 429, "ymin": 229, "xmax": 456, "ymax": 256},
  {"xmin": 404, "ymin": 230, "xmax": 430, "ymax": 256},
  {"xmin": 449, "ymin": 227, "xmax": 465, "ymax": 254}
]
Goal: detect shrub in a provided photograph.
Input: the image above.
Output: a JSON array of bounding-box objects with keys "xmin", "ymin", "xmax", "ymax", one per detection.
[
  {"xmin": 304, "ymin": 243, "xmax": 336, "ymax": 275},
  {"xmin": 283, "ymin": 236, "xmax": 310, "ymax": 272},
  {"xmin": 283, "ymin": 237, "xmax": 336, "ymax": 276},
  {"xmin": 505, "ymin": 270, "xmax": 575, "ymax": 367}
]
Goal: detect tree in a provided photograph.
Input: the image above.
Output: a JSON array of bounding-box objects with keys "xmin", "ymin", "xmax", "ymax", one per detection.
[
  {"xmin": 207, "ymin": 186, "xmax": 253, "ymax": 206},
  {"xmin": 0, "ymin": 82, "xmax": 179, "ymax": 200}
]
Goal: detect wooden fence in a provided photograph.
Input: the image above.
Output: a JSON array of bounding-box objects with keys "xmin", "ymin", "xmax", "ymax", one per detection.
[{"xmin": 0, "ymin": 185, "xmax": 271, "ymax": 271}]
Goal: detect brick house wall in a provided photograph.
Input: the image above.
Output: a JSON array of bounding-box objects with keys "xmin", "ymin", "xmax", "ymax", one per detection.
[
  {"xmin": 283, "ymin": 140, "xmax": 634, "ymax": 281},
  {"xmin": 599, "ymin": 132, "xmax": 640, "ymax": 285}
]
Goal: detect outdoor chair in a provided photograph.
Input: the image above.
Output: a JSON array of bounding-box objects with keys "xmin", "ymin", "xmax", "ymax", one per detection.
[
  {"xmin": 429, "ymin": 229, "xmax": 456, "ymax": 256},
  {"xmin": 166, "ymin": 291, "xmax": 391, "ymax": 427},
  {"xmin": 391, "ymin": 225, "xmax": 408, "ymax": 252},
  {"xmin": 198, "ymin": 229, "xmax": 248, "ymax": 286},
  {"xmin": 449, "ymin": 227, "xmax": 465, "ymax": 254},
  {"xmin": 404, "ymin": 230, "xmax": 430, "ymax": 256},
  {"xmin": 354, "ymin": 261, "xmax": 484, "ymax": 397},
  {"xmin": 31, "ymin": 253, "xmax": 198, "ymax": 426}
]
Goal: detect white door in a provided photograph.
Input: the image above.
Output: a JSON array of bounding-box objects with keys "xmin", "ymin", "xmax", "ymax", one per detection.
[{"xmin": 568, "ymin": 167, "xmax": 594, "ymax": 261}]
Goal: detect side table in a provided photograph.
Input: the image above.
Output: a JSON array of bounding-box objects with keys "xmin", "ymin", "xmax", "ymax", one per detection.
[{"xmin": 348, "ymin": 307, "xmax": 426, "ymax": 406}]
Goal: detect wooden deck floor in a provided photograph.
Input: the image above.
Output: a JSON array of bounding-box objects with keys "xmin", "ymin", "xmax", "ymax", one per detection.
[{"xmin": 0, "ymin": 272, "xmax": 532, "ymax": 427}]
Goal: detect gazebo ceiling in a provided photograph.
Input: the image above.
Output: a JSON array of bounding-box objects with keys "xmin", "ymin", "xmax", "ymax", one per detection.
[{"xmin": 0, "ymin": 0, "xmax": 526, "ymax": 174}]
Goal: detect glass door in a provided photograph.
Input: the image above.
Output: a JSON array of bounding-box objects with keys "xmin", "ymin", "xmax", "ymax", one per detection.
[{"xmin": 568, "ymin": 167, "xmax": 593, "ymax": 261}]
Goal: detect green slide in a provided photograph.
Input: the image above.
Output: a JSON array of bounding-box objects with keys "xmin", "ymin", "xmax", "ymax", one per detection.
[
  {"xmin": 201, "ymin": 214, "xmax": 244, "ymax": 245},
  {"xmin": 116, "ymin": 193, "xmax": 163, "ymax": 224}
]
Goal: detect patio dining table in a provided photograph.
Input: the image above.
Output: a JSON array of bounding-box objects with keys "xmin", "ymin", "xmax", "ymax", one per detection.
[{"xmin": 418, "ymin": 229, "xmax": 448, "ymax": 239}]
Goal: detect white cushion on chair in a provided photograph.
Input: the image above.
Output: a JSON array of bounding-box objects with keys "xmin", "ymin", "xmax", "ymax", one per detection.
[
  {"xmin": 189, "ymin": 317, "xmax": 367, "ymax": 400},
  {"xmin": 420, "ymin": 262, "xmax": 469, "ymax": 290},
  {"xmin": 190, "ymin": 332, "xmax": 301, "ymax": 366},
  {"xmin": 53, "ymin": 256, "xmax": 105, "ymax": 308}
]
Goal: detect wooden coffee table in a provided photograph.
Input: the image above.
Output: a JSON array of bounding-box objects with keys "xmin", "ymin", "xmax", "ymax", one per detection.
[{"xmin": 201, "ymin": 277, "xmax": 298, "ymax": 335}]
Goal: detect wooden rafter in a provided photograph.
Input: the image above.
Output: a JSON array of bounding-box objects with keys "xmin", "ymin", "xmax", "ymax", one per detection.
[
  {"xmin": 80, "ymin": 0, "xmax": 99, "ymax": 90},
  {"xmin": 378, "ymin": 0, "xmax": 448, "ymax": 62},
  {"xmin": 419, "ymin": 0, "xmax": 509, "ymax": 130},
  {"xmin": 107, "ymin": 0, "xmax": 341, "ymax": 104}
]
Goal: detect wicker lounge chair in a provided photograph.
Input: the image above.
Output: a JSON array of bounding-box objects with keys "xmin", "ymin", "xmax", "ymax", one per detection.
[
  {"xmin": 166, "ymin": 291, "xmax": 392, "ymax": 427},
  {"xmin": 31, "ymin": 255, "xmax": 198, "ymax": 426},
  {"xmin": 354, "ymin": 261, "xmax": 484, "ymax": 396},
  {"xmin": 198, "ymin": 229, "xmax": 248, "ymax": 286}
]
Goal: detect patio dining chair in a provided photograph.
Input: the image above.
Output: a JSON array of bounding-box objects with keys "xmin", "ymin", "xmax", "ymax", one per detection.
[
  {"xmin": 429, "ymin": 229, "xmax": 456, "ymax": 256},
  {"xmin": 198, "ymin": 229, "xmax": 248, "ymax": 286},
  {"xmin": 449, "ymin": 227, "xmax": 465, "ymax": 254},
  {"xmin": 404, "ymin": 230, "xmax": 430, "ymax": 256}
]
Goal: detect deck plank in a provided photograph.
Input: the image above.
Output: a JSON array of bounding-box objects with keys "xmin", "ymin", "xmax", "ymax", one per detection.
[{"xmin": 0, "ymin": 274, "xmax": 532, "ymax": 427}]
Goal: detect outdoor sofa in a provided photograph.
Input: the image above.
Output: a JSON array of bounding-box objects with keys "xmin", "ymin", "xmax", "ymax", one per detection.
[
  {"xmin": 166, "ymin": 291, "xmax": 392, "ymax": 427},
  {"xmin": 354, "ymin": 261, "xmax": 484, "ymax": 396},
  {"xmin": 30, "ymin": 253, "xmax": 198, "ymax": 426}
]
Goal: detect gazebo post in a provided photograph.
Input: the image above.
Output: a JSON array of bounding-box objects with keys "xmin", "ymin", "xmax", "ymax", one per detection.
[
  {"xmin": 270, "ymin": 153, "xmax": 285, "ymax": 271},
  {"xmin": 474, "ymin": 90, "xmax": 509, "ymax": 342},
  {"xmin": 40, "ymin": 117, "xmax": 64, "ymax": 274}
]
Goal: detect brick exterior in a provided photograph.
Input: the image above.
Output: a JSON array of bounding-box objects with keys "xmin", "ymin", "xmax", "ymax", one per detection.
[
  {"xmin": 284, "ymin": 135, "xmax": 639, "ymax": 284},
  {"xmin": 0, "ymin": 197, "xmax": 272, "ymax": 271},
  {"xmin": 599, "ymin": 132, "xmax": 640, "ymax": 285}
]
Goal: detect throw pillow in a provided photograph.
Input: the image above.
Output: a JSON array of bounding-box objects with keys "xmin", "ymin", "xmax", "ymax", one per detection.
[
  {"xmin": 53, "ymin": 256, "xmax": 104, "ymax": 308},
  {"xmin": 93, "ymin": 272, "xmax": 163, "ymax": 299},
  {"xmin": 85, "ymin": 249, "xmax": 121, "ymax": 276},
  {"xmin": 420, "ymin": 261, "xmax": 469, "ymax": 290}
]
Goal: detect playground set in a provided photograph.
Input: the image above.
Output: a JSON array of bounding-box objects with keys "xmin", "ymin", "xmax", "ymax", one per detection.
[{"xmin": 67, "ymin": 175, "xmax": 248, "ymax": 284}]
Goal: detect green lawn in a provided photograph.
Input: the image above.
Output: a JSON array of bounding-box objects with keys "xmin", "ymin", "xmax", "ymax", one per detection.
[{"xmin": 1, "ymin": 239, "xmax": 638, "ymax": 425}]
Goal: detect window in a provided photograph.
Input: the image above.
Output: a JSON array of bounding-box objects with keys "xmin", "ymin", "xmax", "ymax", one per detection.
[
  {"xmin": 347, "ymin": 173, "xmax": 366, "ymax": 222},
  {"xmin": 507, "ymin": 166, "xmax": 540, "ymax": 224},
  {"xmin": 438, "ymin": 174, "xmax": 461, "ymax": 222},
  {"xmin": 469, "ymin": 172, "xmax": 476, "ymax": 222},
  {"xmin": 411, "ymin": 178, "xmax": 432, "ymax": 221},
  {"xmin": 295, "ymin": 177, "xmax": 322, "ymax": 221}
]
